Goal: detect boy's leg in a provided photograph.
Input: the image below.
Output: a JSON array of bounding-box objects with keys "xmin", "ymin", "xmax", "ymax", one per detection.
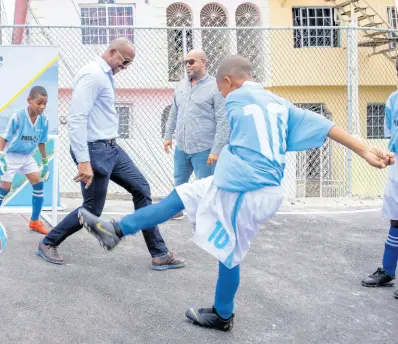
[
  {"xmin": 0, "ymin": 153, "xmax": 17, "ymax": 205},
  {"xmin": 25, "ymin": 171, "xmax": 48, "ymax": 235},
  {"xmin": 79, "ymin": 176, "xmax": 213, "ymax": 250},
  {"xmin": 365, "ymin": 163, "xmax": 398, "ymax": 293},
  {"xmin": 0, "ymin": 181, "xmax": 11, "ymax": 206},
  {"xmin": 383, "ymin": 220, "xmax": 398, "ymax": 276},
  {"xmin": 118, "ymin": 189, "xmax": 184, "ymax": 236},
  {"xmin": 214, "ymin": 262, "xmax": 240, "ymax": 319},
  {"xmin": 78, "ymin": 189, "xmax": 185, "ymax": 250},
  {"xmin": 185, "ymin": 261, "xmax": 238, "ymax": 331},
  {"xmin": 362, "ymin": 219, "xmax": 398, "ymax": 287}
]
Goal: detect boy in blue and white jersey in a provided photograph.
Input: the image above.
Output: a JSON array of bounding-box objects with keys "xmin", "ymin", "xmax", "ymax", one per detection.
[
  {"xmin": 362, "ymin": 59, "xmax": 398, "ymax": 299},
  {"xmin": 0, "ymin": 86, "xmax": 50, "ymax": 235},
  {"xmin": 78, "ymin": 56, "xmax": 394, "ymax": 331}
]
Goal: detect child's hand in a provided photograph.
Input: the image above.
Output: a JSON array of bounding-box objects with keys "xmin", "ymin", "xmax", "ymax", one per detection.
[
  {"xmin": 0, "ymin": 152, "xmax": 7, "ymax": 176},
  {"xmin": 41, "ymin": 157, "xmax": 50, "ymax": 182},
  {"xmin": 363, "ymin": 147, "xmax": 395, "ymax": 169}
]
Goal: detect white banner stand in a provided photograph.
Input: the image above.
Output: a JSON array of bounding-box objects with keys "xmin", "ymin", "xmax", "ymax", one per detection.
[{"xmin": 41, "ymin": 134, "xmax": 60, "ymax": 227}]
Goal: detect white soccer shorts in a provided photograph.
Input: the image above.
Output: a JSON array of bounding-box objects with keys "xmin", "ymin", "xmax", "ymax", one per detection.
[
  {"xmin": 0, "ymin": 153, "xmax": 40, "ymax": 183},
  {"xmin": 176, "ymin": 176, "xmax": 284, "ymax": 268},
  {"xmin": 382, "ymin": 153, "xmax": 398, "ymax": 220}
]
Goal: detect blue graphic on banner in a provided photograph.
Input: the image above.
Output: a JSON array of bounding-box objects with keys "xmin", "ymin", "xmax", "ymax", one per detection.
[{"xmin": 4, "ymin": 141, "xmax": 60, "ymax": 207}]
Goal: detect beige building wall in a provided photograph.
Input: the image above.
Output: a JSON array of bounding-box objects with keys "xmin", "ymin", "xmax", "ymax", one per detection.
[
  {"xmin": 268, "ymin": 84, "xmax": 395, "ymax": 196},
  {"xmin": 269, "ymin": 0, "xmax": 397, "ymax": 87},
  {"xmin": 267, "ymin": 0, "xmax": 397, "ymax": 196}
]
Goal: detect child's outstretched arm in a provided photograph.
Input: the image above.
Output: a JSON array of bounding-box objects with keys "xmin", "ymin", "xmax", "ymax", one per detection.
[{"xmin": 328, "ymin": 126, "xmax": 395, "ymax": 169}]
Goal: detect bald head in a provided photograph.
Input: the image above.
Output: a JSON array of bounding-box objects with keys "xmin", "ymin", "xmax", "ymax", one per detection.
[
  {"xmin": 215, "ymin": 56, "xmax": 254, "ymax": 98},
  {"xmin": 216, "ymin": 55, "xmax": 253, "ymax": 82},
  {"xmin": 108, "ymin": 37, "xmax": 134, "ymax": 52},
  {"xmin": 103, "ymin": 37, "xmax": 135, "ymax": 75},
  {"xmin": 186, "ymin": 49, "xmax": 206, "ymax": 61}
]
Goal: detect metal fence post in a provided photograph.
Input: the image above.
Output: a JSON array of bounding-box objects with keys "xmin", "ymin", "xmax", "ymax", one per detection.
[
  {"xmin": 347, "ymin": 18, "xmax": 359, "ymax": 198},
  {"xmin": 347, "ymin": 26, "xmax": 353, "ymax": 197}
]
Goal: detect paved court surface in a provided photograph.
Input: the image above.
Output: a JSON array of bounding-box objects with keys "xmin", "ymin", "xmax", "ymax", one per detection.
[{"xmin": 0, "ymin": 199, "xmax": 397, "ymax": 344}]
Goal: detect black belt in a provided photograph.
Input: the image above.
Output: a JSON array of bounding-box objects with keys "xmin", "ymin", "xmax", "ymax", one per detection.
[{"xmin": 89, "ymin": 139, "xmax": 116, "ymax": 146}]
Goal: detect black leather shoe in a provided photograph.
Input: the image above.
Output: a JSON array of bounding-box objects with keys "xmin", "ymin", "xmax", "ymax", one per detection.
[
  {"xmin": 185, "ymin": 306, "xmax": 234, "ymax": 331},
  {"xmin": 362, "ymin": 267, "xmax": 395, "ymax": 287}
]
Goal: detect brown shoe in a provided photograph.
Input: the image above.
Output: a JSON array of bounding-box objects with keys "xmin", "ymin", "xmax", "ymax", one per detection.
[
  {"xmin": 152, "ymin": 251, "xmax": 186, "ymax": 271},
  {"xmin": 36, "ymin": 241, "xmax": 64, "ymax": 265}
]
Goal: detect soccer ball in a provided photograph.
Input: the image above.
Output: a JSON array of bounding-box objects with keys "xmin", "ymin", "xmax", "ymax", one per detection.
[{"xmin": 0, "ymin": 222, "xmax": 7, "ymax": 253}]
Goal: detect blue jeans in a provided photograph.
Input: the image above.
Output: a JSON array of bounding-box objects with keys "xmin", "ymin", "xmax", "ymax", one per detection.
[
  {"xmin": 174, "ymin": 147, "xmax": 215, "ymax": 186},
  {"xmin": 43, "ymin": 141, "xmax": 168, "ymax": 258}
]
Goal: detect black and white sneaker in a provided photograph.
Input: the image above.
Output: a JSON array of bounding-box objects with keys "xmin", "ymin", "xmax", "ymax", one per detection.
[
  {"xmin": 185, "ymin": 306, "xmax": 234, "ymax": 331},
  {"xmin": 362, "ymin": 267, "xmax": 395, "ymax": 287},
  {"xmin": 78, "ymin": 208, "xmax": 121, "ymax": 250}
]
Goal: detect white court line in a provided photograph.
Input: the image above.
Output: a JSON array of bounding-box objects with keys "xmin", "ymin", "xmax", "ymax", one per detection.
[{"xmin": 55, "ymin": 208, "xmax": 382, "ymax": 216}]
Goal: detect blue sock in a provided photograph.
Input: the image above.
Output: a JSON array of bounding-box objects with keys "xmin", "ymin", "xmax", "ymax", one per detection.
[
  {"xmin": 31, "ymin": 181, "xmax": 44, "ymax": 221},
  {"xmin": 118, "ymin": 189, "xmax": 184, "ymax": 236},
  {"xmin": 0, "ymin": 187, "xmax": 9, "ymax": 206},
  {"xmin": 214, "ymin": 261, "xmax": 240, "ymax": 320},
  {"xmin": 382, "ymin": 227, "xmax": 398, "ymax": 276}
]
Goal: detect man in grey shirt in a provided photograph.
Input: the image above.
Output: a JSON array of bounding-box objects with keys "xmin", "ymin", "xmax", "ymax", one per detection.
[{"xmin": 163, "ymin": 49, "xmax": 229, "ymax": 219}]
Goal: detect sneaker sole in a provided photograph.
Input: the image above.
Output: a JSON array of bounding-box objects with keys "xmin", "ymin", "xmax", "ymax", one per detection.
[
  {"xmin": 151, "ymin": 263, "xmax": 186, "ymax": 271},
  {"xmin": 361, "ymin": 282, "xmax": 394, "ymax": 287},
  {"xmin": 30, "ymin": 228, "xmax": 49, "ymax": 235},
  {"xmin": 36, "ymin": 249, "xmax": 64, "ymax": 265},
  {"xmin": 78, "ymin": 211, "xmax": 111, "ymax": 251},
  {"xmin": 185, "ymin": 309, "xmax": 234, "ymax": 331}
]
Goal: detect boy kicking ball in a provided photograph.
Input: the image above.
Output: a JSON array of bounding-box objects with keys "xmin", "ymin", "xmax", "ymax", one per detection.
[
  {"xmin": 78, "ymin": 56, "xmax": 394, "ymax": 331},
  {"xmin": 0, "ymin": 86, "xmax": 50, "ymax": 235}
]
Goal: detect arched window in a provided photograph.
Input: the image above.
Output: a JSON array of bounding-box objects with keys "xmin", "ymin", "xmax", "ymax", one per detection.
[
  {"xmin": 235, "ymin": 3, "xmax": 264, "ymax": 81},
  {"xmin": 200, "ymin": 3, "xmax": 228, "ymax": 76},
  {"xmin": 166, "ymin": 3, "xmax": 193, "ymax": 81}
]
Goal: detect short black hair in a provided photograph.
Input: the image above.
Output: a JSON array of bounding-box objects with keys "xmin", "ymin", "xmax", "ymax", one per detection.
[
  {"xmin": 216, "ymin": 55, "xmax": 253, "ymax": 82},
  {"xmin": 29, "ymin": 86, "xmax": 48, "ymax": 99}
]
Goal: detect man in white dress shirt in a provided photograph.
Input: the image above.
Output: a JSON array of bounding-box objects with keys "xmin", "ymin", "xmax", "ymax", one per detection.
[{"xmin": 36, "ymin": 38, "xmax": 185, "ymax": 270}]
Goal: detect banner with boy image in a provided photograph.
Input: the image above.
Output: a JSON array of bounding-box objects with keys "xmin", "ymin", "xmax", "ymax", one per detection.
[{"xmin": 0, "ymin": 46, "xmax": 59, "ymax": 207}]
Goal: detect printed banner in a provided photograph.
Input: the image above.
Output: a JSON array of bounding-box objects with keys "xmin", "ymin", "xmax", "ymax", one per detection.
[{"xmin": 0, "ymin": 46, "xmax": 60, "ymax": 207}]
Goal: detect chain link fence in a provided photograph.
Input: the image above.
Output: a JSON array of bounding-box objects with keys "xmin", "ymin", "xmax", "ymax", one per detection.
[{"xmin": 0, "ymin": 25, "xmax": 396, "ymax": 199}]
